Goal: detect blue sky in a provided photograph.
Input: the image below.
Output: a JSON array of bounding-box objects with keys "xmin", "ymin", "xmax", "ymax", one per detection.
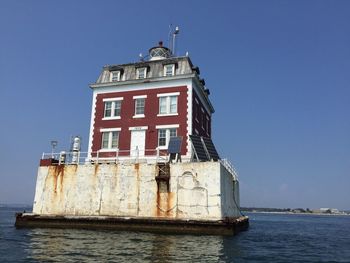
[{"xmin": 0, "ymin": 0, "xmax": 349, "ymax": 210}]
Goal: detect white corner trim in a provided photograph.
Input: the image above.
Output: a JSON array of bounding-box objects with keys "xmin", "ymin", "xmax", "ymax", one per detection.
[
  {"xmin": 102, "ymin": 116, "xmax": 121, "ymax": 120},
  {"xmin": 132, "ymin": 114, "xmax": 145, "ymax": 119},
  {"xmin": 157, "ymin": 113, "xmax": 179, "ymax": 117},
  {"xmin": 155, "ymin": 124, "xmax": 180, "ymax": 129},
  {"xmin": 88, "ymin": 91, "xmax": 98, "ymax": 153},
  {"xmin": 186, "ymin": 84, "xmax": 192, "ymax": 156},
  {"xmin": 129, "ymin": 126, "xmax": 148, "ymax": 131},
  {"xmin": 133, "ymin": 95, "xmax": 147, "ymax": 99},
  {"xmin": 103, "ymin": 97, "xmax": 124, "ymax": 102},
  {"xmin": 100, "ymin": 127, "xmax": 121, "ymax": 132},
  {"xmin": 157, "ymin": 92, "xmax": 180, "ymax": 97}
]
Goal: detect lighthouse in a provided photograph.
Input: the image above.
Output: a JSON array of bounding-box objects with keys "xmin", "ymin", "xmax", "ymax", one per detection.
[{"xmin": 15, "ymin": 40, "xmax": 249, "ymax": 235}]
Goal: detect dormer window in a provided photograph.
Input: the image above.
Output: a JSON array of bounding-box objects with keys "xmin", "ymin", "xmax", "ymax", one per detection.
[
  {"xmin": 136, "ymin": 67, "xmax": 147, "ymax": 79},
  {"xmin": 164, "ymin": 64, "xmax": 175, "ymax": 77},
  {"xmin": 110, "ymin": 71, "xmax": 121, "ymax": 82}
]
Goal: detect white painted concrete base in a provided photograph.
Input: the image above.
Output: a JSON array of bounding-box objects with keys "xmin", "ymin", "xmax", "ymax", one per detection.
[{"xmin": 33, "ymin": 162, "xmax": 241, "ymax": 220}]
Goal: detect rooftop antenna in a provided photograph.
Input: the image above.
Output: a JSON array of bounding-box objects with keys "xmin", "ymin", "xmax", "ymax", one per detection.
[
  {"xmin": 168, "ymin": 24, "xmax": 173, "ymax": 52},
  {"xmin": 172, "ymin": 26, "xmax": 180, "ymax": 56}
]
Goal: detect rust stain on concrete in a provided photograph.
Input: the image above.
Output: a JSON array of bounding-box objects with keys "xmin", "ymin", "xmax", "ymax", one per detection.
[
  {"xmin": 134, "ymin": 163, "xmax": 140, "ymax": 215},
  {"xmin": 156, "ymin": 183, "xmax": 161, "ymax": 217},
  {"xmin": 94, "ymin": 164, "xmax": 99, "ymax": 176},
  {"xmin": 48, "ymin": 165, "xmax": 65, "ymax": 194},
  {"xmin": 167, "ymin": 192, "xmax": 176, "ymax": 217}
]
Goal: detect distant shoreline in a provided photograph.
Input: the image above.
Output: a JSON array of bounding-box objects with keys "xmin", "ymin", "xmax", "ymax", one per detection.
[{"xmin": 242, "ymin": 211, "xmax": 350, "ymax": 216}]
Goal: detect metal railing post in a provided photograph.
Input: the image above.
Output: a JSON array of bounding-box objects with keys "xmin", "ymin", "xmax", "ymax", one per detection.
[
  {"xmin": 136, "ymin": 146, "xmax": 139, "ymax": 163},
  {"xmin": 115, "ymin": 148, "xmax": 119, "ymax": 164},
  {"xmin": 156, "ymin": 147, "xmax": 160, "ymax": 163}
]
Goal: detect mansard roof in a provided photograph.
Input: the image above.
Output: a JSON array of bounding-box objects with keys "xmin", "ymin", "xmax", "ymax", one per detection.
[
  {"xmin": 94, "ymin": 56, "xmax": 195, "ymax": 84},
  {"xmin": 90, "ymin": 56, "xmax": 214, "ymax": 113}
]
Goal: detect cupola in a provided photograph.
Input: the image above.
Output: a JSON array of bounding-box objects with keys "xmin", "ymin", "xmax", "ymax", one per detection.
[{"xmin": 149, "ymin": 41, "xmax": 171, "ymax": 61}]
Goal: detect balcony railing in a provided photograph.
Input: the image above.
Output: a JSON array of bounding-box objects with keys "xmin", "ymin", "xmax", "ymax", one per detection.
[
  {"xmin": 219, "ymin": 158, "xmax": 239, "ymax": 181},
  {"xmin": 41, "ymin": 148, "xmax": 169, "ymax": 165},
  {"xmin": 41, "ymin": 149, "xmax": 239, "ymax": 180}
]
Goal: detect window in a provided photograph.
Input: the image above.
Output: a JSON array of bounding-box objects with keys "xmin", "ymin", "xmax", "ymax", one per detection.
[
  {"xmin": 104, "ymin": 100, "xmax": 122, "ymax": 118},
  {"xmin": 194, "ymin": 100, "xmax": 199, "ymax": 122},
  {"xmin": 201, "ymin": 108, "xmax": 205, "ymax": 128},
  {"xmin": 206, "ymin": 116, "xmax": 209, "ymax": 132},
  {"xmin": 136, "ymin": 67, "xmax": 147, "ymax": 79},
  {"xmin": 157, "ymin": 92, "xmax": 179, "ymax": 116},
  {"xmin": 110, "ymin": 71, "xmax": 121, "ymax": 82},
  {"xmin": 158, "ymin": 128, "xmax": 177, "ymax": 147},
  {"xmin": 101, "ymin": 131, "xmax": 119, "ymax": 149},
  {"xmin": 132, "ymin": 95, "xmax": 147, "ymax": 118},
  {"xmin": 135, "ymin": 98, "xmax": 145, "ymax": 115},
  {"xmin": 158, "ymin": 94, "xmax": 178, "ymax": 115},
  {"xmin": 163, "ymin": 64, "xmax": 175, "ymax": 77}
]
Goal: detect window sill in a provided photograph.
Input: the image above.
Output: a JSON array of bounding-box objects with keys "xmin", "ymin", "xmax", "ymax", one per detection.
[
  {"xmin": 102, "ymin": 116, "xmax": 121, "ymax": 120},
  {"xmin": 157, "ymin": 146, "xmax": 167, "ymax": 150},
  {"xmin": 98, "ymin": 148, "xmax": 119, "ymax": 152},
  {"xmin": 157, "ymin": 113, "xmax": 178, "ymax": 117},
  {"xmin": 133, "ymin": 114, "xmax": 145, "ymax": 119}
]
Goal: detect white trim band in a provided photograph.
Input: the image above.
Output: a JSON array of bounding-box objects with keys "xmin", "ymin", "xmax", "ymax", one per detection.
[
  {"xmin": 102, "ymin": 116, "xmax": 121, "ymax": 120},
  {"xmin": 103, "ymin": 97, "xmax": 124, "ymax": 102},
  {"xmin": 133, "ymin": 95, "xmax": 147, "ymax": 99},
  {"xmin": 155, "ymin": 124, "xmax": 180, "ymax": 129},
  {"xmin": 157, "ymin": 92, "xmax": 180, "ymax": 97},
  {"xmin": 100, "ymin": 128, "xmax": 121, "ymax": 132},
  {"xmin": 133, "ymin": 114, "xmax": 145, "ymax": 118},
  {"xmin": 157, "ymin": 113, "xmax": 178, "ymax": 117},
  {"xmin": 128, "ymin": 126, "xmax": 148, "ymax": 131}
]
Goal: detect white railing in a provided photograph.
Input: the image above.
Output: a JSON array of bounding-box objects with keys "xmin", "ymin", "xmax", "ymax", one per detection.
[
  {"xmin": 219, "ymin": 158, "xmax": 239, "ymax": 180},
  {"xmin": 41, "ymin": 148, "xmax": 169, "ymax": 165}
]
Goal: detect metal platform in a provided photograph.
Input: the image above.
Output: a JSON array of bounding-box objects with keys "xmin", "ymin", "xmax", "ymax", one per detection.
[{"xmin": 15, "ymin": 213, "xmax": 249, "ymax": 236}]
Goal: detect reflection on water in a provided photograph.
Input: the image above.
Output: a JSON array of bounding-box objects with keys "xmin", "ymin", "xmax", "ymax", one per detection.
[{"xmin": 26, "ymin": 228, "xmax": 231, "ymax": 262}]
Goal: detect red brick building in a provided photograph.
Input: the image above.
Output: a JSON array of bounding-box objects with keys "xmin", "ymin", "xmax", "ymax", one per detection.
[{"xmin": 88, "ymin": 42, "xmax": 214, "ymax": 161}]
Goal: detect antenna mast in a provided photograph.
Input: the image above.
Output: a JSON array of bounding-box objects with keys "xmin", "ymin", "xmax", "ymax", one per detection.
[{"xmin": 172, "ymin": 26, "xmax": 180, "ymax": 56}]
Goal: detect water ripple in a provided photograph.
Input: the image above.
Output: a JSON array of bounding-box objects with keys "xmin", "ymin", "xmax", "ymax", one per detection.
[{"xmin": 1, "ymin": 208, "xmax": 350, "ymax": 262}]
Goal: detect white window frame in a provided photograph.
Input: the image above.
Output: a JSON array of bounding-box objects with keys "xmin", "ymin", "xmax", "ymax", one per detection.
[
  {"xmin": 102, "ymin": 97, "xmax": 123, "ymax": 120},
  {"xmin": 136, "ymin": 67, "xmax": 147, "ymax": 79},
  {"xmin": 110, "ymin": 71, "xmax": 121, "ymax": 82},
  {"xmin": 100, "ymin": 128, "xmax": 121, "ymax": 151},
  {"xmin": 201, "ymin": 108, "xmax": 205, "ymax": 129},
  {"xmin": 157, "ymin": 92, "xmax": 180, "ymax": 116},
  {"xmin": 133, "ymin": 96, "xmax": 146, "ymax": 118},
  {"xmin": 206, "ymin": 116, "xmax": 210, "ymax": 134},
  {"xmin": 163, "ymin": 64, "xmax": 175, "ymax": 77},
  {"xmin": 156, "ymin": 125, "xmax": 179, "ymax": 149},
  {"xmin": 195, "ymin": 98, "xmax": 199, "ymax": 122}
]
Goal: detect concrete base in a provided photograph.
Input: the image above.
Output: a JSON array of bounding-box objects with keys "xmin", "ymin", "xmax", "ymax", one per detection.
[{"xmin": 15, "ymin": 213, "xmax": 249, "ymax": 236}]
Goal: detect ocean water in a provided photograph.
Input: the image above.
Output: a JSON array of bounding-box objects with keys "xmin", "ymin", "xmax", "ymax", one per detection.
[{"xmin": 1, "ymin": 207, "xmax": 350, "ymax": 262}]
